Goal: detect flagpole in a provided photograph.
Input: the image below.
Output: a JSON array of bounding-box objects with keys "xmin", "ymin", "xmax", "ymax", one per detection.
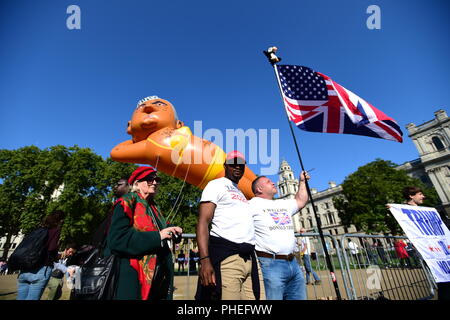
[{"xmin": 263, "ymin": 47, "xmax": 342, "ymax": 300}]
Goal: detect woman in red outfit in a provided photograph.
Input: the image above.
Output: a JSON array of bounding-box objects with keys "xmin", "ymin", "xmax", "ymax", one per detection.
[{"xmin": 394, "ymin": 239, "xmax": 410, "ymax": 267}]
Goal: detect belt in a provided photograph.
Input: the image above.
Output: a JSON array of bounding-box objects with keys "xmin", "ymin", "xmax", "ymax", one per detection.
[{"xmin": 256, "ymin": 250, "xmax": 295, "ymax": 261}]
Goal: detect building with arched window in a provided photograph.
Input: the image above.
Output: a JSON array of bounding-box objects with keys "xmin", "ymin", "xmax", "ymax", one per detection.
[
  {"xmin": 401, "ymin": 109, "xmax": 450, "ymax": 217},
  {"xmin": 432, "ymin": 136, "xmax": 445, "ymax": 151},
  {"xmin": 277, "ymin": 160, "xmax": 358, "ymax": 236}
]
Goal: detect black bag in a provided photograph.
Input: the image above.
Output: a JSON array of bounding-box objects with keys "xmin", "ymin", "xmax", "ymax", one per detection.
[
  {"xmin": 51, "ymin": 269, "xmax": 65, "ymax": 279},
  {"xmin": 71, "ymin": 245, "xmax": 119, "ymax": 300},
  {"xmin": 71, "ymin": 209, "xmax": 118, "ymax": 300},
  {"xmin": 8, "ymin": 228, "xmax": 49, "ymax": 272}
]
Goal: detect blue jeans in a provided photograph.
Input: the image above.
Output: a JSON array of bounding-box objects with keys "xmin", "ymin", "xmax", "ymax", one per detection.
[
  {"xmin": 17, "ymin": 265, "xmax": 52, "ymax": 300},
  {"xmin": 258, "ymin": 256, "xmax": 306, "ymax": 300},
  {"xmin": 302, "ymin": 254, "xmax": 320, "ymax": 283}
]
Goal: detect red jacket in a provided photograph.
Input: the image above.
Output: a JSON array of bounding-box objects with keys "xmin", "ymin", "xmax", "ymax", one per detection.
[{"xmin": 394, "ymin": 240, "xmax": 409, "ymax": 259}]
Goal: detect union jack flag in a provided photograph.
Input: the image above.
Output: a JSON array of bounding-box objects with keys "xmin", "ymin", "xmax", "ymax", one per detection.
[
  {"xmin": 275, "ymin": 65, "xmax": 403, "ymax": 142},
  {"xmin": 269, "ymin": 211, "xmax": 291, "ymax": 225}
]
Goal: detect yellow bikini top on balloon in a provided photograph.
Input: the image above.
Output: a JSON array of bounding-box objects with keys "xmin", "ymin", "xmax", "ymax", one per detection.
[
  {"xmin": 146, "ymin": 126, "xmax": 192, "ymax": 152},
  {"xmin": 146, "ymin": 125, "xmax": 225, "ymax": 187}
]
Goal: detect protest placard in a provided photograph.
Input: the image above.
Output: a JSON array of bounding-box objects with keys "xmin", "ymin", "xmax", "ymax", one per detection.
[{"xmin": 388, "ymin": 204, "xmax": 450, "ymax": 283}]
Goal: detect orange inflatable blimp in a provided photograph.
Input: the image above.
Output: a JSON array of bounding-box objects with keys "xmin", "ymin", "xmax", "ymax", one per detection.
[{"xmin": 110, "ymin": 96, "xmax": 256, "ymax": 199}]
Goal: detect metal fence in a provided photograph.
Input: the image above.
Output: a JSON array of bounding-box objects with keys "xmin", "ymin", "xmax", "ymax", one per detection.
[
  {"xmin": 294, "ymin": 232, "xmax": 350, "ymax": 300},
  {"xmin": 337, "ymin": 234, "xmax": 436, "ymax": 300},
  {"xmin": 172, "ymin": 233, "xmax": 437, "ymax": 300}
]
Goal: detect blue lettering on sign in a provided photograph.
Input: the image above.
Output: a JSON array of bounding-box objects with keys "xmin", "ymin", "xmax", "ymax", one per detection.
[
  {"xmin": 436, "ymin": 260, "xmax": 450, "ymax": 275},
  {"xmin": 418, "ymin": 210, "xmax": 432, "ymax": 234},
  {"xmin": 401, "ymin": 208, "xmax": 445, "ymax": 236},
  {"xmin": 428, "ymin": 210, "xmax": 444, "ymax": 235},
  {"xmin": 429, "ymin": 210, "xmax": 445, "ymax": 236},
  {"xmin": 438, "ymin": 241, "xmax": 450, "ymax": 256},
  {"xmin": 415, "ymin": 210, "xmax": 434, "ymax": 235},
  {"xmin": 401, "ymin": 209, "xmax": 424, "ymax": 234}
]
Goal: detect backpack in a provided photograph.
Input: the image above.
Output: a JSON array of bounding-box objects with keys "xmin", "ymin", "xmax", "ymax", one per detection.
[{"xmin": 8, "ymin": 228, "xmax": 49, "ymax": 272}]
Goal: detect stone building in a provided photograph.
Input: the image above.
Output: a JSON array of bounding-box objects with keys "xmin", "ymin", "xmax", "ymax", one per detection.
[
  {"xmin": 0, "ymin": 232, "xmax": 24, "ymax": 260},
  {"xmin": 277, "ymin": 160, "xmax": 358, "ymax": 238},
  {"xmin": 400, "ymin": 109, "xmax": 450, "ymax": 217}
]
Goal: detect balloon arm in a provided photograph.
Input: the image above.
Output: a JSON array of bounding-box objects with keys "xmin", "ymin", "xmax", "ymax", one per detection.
[
  {"xmin": 110, "ymin": 140, "xmax": 149, "ymax": 163},
  {"xmin": 109, "ymin": 133, "xmax": 256, "ymax": 199},
  {"xmin": 238, "ymin": 173, "xmax": 256, "ymax": 200}
]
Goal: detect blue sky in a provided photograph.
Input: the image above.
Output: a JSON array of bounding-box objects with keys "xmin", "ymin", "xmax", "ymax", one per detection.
[{"xmin": 1, "ymin": 0, "xmax": 449, "ymax": 192}]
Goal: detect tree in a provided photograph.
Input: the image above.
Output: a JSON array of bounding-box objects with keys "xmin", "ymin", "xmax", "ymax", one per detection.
[
  {"xmin": 0, "ymin": 145, "xmax": 205, "ymax": 258},
  {"xmin": 0, "ymin": 146, "xmax": 43, "ymax": 259},
  {"xmin": 333, "ymin": 159, "xmax": 439, "ymax": 235},
  {"xmin": 155, "ymin": 172, "xmax": 202, "ymax": 234},
  {"xmin": 0, "ymin": 145, "xmax": 136, "ymax": 258},
  {"xmin": 44, "ymin": 146, "xmax": 137, "ymax": 245}
]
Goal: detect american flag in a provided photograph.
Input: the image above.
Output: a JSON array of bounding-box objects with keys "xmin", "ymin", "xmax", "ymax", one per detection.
[{"xmin": 275, "ymin": 65, "xmax": 403, "ymax": 142}]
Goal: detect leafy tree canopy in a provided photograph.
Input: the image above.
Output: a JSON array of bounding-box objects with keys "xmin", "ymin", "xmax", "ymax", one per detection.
[
  {"xmin": 155, "ymin": 172, "xmax": 201, "ymax": 234},
  {"xmin": 0, "ymin": 145, "xmax": 202, "ymax": 258},
  {"xmin": 0, "ymin": 145, "xmax": 136, "ymax": 256},
  {"xmin": 333, "ymin": 159, "xmax": 439, "ymax": 235}
]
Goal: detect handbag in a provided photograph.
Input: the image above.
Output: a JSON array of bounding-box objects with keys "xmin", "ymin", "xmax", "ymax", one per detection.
[
  {"xmin": 71, "ymin": 209, "xmax": 118, "ymax": 300},
  {"xmin": 71, "ymin": 244, "xmax": 119, "ymax": 300},
  {"xmin": 51, "ymin": 269, "xmax": 65, "ymax": 279}
]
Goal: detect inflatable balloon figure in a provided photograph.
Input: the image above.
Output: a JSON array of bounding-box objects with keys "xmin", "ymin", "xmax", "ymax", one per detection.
[{"xmin": 110, "ymin": 96, "xmax": 256, "ymax": 199}]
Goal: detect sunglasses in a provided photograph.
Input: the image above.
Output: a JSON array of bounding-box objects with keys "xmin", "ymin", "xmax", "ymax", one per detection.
[
  {"xmin": 139, "ymin": 176, "xmax": 161, "ymax": 184},
  {"xmin": 226, "ymin": 163, "xmax": 245, "ymax": 168}
]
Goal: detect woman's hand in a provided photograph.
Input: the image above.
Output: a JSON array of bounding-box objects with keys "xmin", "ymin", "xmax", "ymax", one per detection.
[{"xmin": 160, "ymin": 226, "xmax": 183, "ymax": 241}]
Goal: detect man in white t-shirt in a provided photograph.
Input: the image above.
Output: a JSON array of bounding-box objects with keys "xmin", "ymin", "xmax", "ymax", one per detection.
[
  {"xmin": 348, "ymin": 239, "xmax": 359, "ymax": 255},
  {"xmin": 195, "ymin": 151, "xmax": 264, "ymax": 300},
  {"xmin": 347, "ymin": 239, "xmax": 361, "ymax": 265},
  {"xmin": 249, "ymin": 171, "xmax": 310, "ymax": 300}
]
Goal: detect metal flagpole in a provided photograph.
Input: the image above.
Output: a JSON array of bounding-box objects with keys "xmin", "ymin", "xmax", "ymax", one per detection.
[{"xmin": 263, "ymin": 47, "xmax": 342, "ymax": 300}]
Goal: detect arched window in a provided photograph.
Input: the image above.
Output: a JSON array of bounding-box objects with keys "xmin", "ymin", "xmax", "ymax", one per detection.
[
  {"xmin": 432, "ymin": 136, "xmax": 445, "ymax": 151},
  {"xmin": 328, "ymin": 212, "xmax": 335, "ymax": 225}
]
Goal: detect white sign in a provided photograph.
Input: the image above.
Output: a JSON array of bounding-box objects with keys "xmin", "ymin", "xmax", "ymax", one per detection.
[{"xmin": 388, "ymin": 204, "xmax": 450, "ymax": 283}]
